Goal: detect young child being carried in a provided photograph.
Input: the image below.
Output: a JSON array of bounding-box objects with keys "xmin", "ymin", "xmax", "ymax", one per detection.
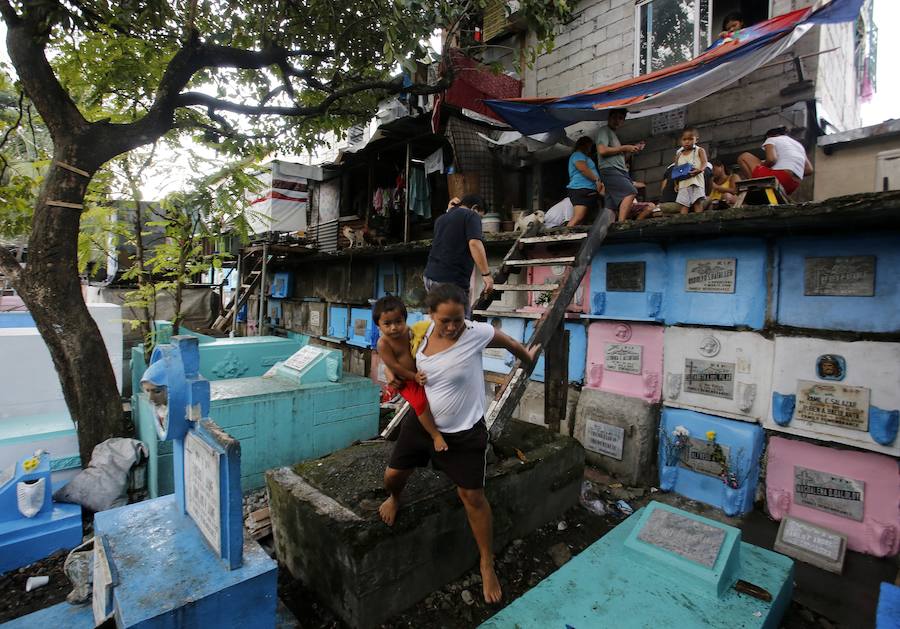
[
  {"xmin": 674, "ymin": 127, "xmax": 708, "ymax": 215},
  {"xmin": 373, "ymin": 296, "xmax": 447, "ymax": 452}
]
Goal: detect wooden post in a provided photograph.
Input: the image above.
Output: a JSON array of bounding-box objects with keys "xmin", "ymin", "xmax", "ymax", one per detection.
[
  {"xmin": 257, "ymin": 243, "xmax": 267, "ymax": 336},
  {"xmin": 543, "ymin": 323, "xmax": 569, "ymax": 434},
  {"xmin": 403, "ymin": 142, "xmax": 411, "ymax": 243}
]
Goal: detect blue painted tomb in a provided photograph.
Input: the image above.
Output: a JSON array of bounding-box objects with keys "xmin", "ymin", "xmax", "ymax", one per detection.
[
  {"xmin": 658, "ymin": 407, "xmax": 765, "ymax": 516},
  {"xmin": 481, "ymin": 502, "xmax": 793, "ymax": 629},
  {"xmin": 347, "ymin": 306, "xmax": 376, "ymax": 348},
  {"xmin": 482, "ymin": 316, "xmax": 527, "ymax": 373},
  {"xmin": 587, "ymin": 242, "xmax": 667, "ymax": 321},
  {"xmin": 375, "ymin": 260, "xmax": 403, "ymax": 298},
  {"xmin": 325, "ymin": 303, "xmax": 350, "ymax": 341},
  {"xmin": 3, "ymin": 336, "xmax": 278, "ymax": 629},
  {"xmin": 663, "ymin": 237, "xmax": 768, "ymax": 329},
  {"xmin": 524, "ymin": 320, "xmax": 586, "ymax": 384},
  {"xmin": 137, "ymin": 340, "xmax": 378, "ymax": 496},
  {"xmin": 775, "ymin": 233, "xmax": 900, "ymax": 333},
  {"xmin": 0, "ymin": 451, "xmax": 82, "ymax": 575}
]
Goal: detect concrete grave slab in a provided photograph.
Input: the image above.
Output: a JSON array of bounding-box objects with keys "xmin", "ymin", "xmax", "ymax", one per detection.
[
  {"xmin": 267, "ymin": 420, "xmax": 584, "ymax": 629},
  {"xmin": 512, "ymin": 380, "xmax": 579, "ymax": 433},
  {"xmin": 773, "ymin": 516, "xmax": 847, "ymax": 574},
  {"xmin": 768, "ymin": 336, "xmax": 900, "ymax": 456},
  {"xmin": 663, "ymin": 327, "xmax": 774, "ymax": 423},
  {"xmin": 574, "ymin": 388, "xmax": 659, "ymax": 486}
]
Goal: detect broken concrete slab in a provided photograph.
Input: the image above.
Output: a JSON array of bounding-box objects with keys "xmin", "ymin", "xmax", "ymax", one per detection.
[
  {"xmin": 573, "ymin": 387, "xmax": 660, "ymax": 486},
  {"xmin": 267, "ymin": 419, "xmax": 584, "ymax": 629}
]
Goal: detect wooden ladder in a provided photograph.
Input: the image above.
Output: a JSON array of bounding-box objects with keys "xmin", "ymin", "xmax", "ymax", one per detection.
[
  {"xmin": 211, "ymin": 248, "xmax": 268, "ymax": 333},
  {"xmin": 733, "ymin": 176, "xmax": 791, "ymax": 207},
  {"xmin": 380, "ymin": 213, "xmax": 612, "ymax": 441},
  {"xmin": 473, "ymin": 212, "xmax": 613, "ymax": 440}
]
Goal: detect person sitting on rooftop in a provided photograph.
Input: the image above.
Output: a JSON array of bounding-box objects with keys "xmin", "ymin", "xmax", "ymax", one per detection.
[
  {"xmin": 737, "ymin": 127, "xmax": 813, "ymax": 196},
  {"xmin": 704, "ymin": 159, "xmax": 741, "ymax": 210}
]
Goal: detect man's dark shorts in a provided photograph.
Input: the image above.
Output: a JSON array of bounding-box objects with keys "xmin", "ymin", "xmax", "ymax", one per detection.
[
  {"xmin": 598, "ymin": 167, "xmax": 638, "ymax": 210},
  {"xmin": 388, "ymin": 415, "xmax": 489, "ymax": 489},
  {"xmin": 567, "ymin": 187, "xmax": 599, "ymax": 212}
]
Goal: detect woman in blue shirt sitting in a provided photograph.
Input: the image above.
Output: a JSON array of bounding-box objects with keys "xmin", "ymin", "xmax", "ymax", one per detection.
[{"xmin": 566, "ymin": 136, "xmax": 605, "ymax": 227}]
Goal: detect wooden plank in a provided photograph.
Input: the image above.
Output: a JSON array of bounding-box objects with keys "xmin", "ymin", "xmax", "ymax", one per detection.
[
  {"xmin": 380, "ymin": 401, "xmax": 411, "ymax": 439},
  {"xmin": 505, "ymin": 257, "xmax": 576, "ymax": 267},
  {"xmin": 471, "ymin": 220, "xmax": 543, "ymax": 315},
  {"xmin": 493, "ymin": 283, "xmax": 559, "ymax": 291},
  {"xmin": 473, "ymin": 309, "xmax": 543, "ymax": 319},
  {"xmin": 519, "ymin": 233, "xmax": 588, "ymax": 244},
  {"xmin": 543, "ymin": 325, "xmax": 569, "ymax": 434},
  {"xmin": 487, "ymin": 210, "xmax": 613, "ymax": 441}
]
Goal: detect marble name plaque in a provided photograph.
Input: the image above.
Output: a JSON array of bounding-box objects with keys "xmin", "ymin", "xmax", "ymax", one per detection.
[
  {"xmin": 804, "ymin": 256, "xmax": 875, "ymax": 297},
  {"xmin": 284, "ymin": 345, "xmax": 326, "ymax": 372},
  {"xmin": 586, "ymin": 419, "xmax": 625, "ymax": 460},
  {"xmin": 780, "ymin": 517, "xmax": 844, "ymax": 562},
  {"xmin": 637, "ymin": 508, "xmax": 725, "ymax": 568},
  {"xmin": 683, "ymin": 358, "xmax": 735, "ymax": 399},
  {"xmin": 185, "ymin": 431, "xmax": 222, "ymax": 552},
  {"xmin": 605, "ymin": 343, "xmax": 643, "ymax": 375},
  {"xmin": 795, "ymin": 380, "xmax": 870, "ymax": 432},
  {"xmin": 685, "ymin": 258, "xmax": 736, "ymax": 293},
  {"xmin": 679, "ymin": 437, "xmax": 730, "ymax": 479},
  {"xmin": 0, "ymin": 464, "xmax": 14, "ymax": 489},
  {"xmin": 794, "ymin": 466, "xmax": 864, "ymax": 522},
  {"xmin": 353, "ymin": 318, "xmax": 368, "ymax": 336},
  {"xmin": 309, "ymin": 310, "xmax": 321, "ymax": 327},
  {"xmin": 606, "ymin": 261, "xmax": 646, "ymax": 292}
]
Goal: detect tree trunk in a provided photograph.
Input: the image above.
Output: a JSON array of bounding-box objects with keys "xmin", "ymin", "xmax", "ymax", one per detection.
[{"xmin": 12, "ymin": 158, "xmax": 123, "ymax": 466}]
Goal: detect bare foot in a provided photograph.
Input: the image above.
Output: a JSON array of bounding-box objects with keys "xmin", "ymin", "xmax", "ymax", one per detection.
[
  {"xmin": 379, "ymin": 495, "xmax": 400, "ymax": 526},
  {"xmin": 480, "ymin": 560, "xmax": 502, "ymax": 604}
]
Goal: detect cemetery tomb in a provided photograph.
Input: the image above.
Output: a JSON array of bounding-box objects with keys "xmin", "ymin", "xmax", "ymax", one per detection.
[
  {"xmin": 4, "ymin": 336, "xmax": 278, "ymax": 628},
  {"xmin": 303, "ymin": 300, "xmax": 329, "ymax": 337},
  {"xmin": 658, "ymin": 407, "xmax": 765, "ymax": 516},
  {"xmin": 524, "ymin": 320, "xmax": 586, "ymax": 383},
  {"xmin": 513, "ymin": 379, "xmax": 578, "ymax": 433},
  {"xmin": 584, "ymin": 320, "xmax": 664, "ymax": 402},
  {"xmin": 136, "ymin": 342, "xmax": 378, "ymax": 496},
  {"xmin": 775, "ymin": 233, "xmax": 900, "ymax": 333},
  {"xmin": 482, "ymin": 316, "xmax": 527, "ymax": 373},
  {"xmin": 0, "ymin": 312, "xmax": 35, "ymax": 327},
  {"xmin": 481, "ymin": 502, "xmax": 793, "ymax": 629},
  {"xmin": 325, "ymin": 303, "xmax": 351, "ymax": 341},
  {"xmin": 662, "ymin": 237, "xmax": 768, "ymax": 329},
  {"xmin": 766, "ymin": 436, "xmax": 900, "ymax": 557},
  {"xmin": 767, "ymin": 336, "xmax": 900, "ymax": 456},
  {"xmin": 773, "ymin": 516, "xmax": 848, "ymax": 574},
  {"xmin": 347, "ymin": 306, "xmax": 376, "ymax": 348},
  {"xmin": 586, "ymin": 242, "xmax": 667, "ymax": 321},
  {"xmin": 526, "ymin": 263, "xmax": 590, "ymax": 313},
  {"xmin": 267, "ymin": 420, "xmax": 584, "ymax": 629},
  {"xmin": 266, "ymin": 297, "xmax": 283, "ymax": 327},
  {"xmin": 663, "ymin": 327, "xmax": 774, "ymax": 423},
  {"xmin": 574, "ymin": 387, "xmax": 659, "ymax": 486},
  {"xmin": 270, "ymin": 271, "xmax": 293, "ymax": 298},
  {"xmin": 279, "ymin": 299, "xmax": 302, "ymax": 332},
  {"xmin": 376, "ymin": 260, "xmax": 403, "ymax": 298},
  {"xmin": 480, "ymin": 253, "xmax": 528, "ymax": 312},
  {"xmin": 0, "ymin": 451, "xmax": 82, "ymax": 574},
  {"xmin": 0, "ymin": 303, "xmax": 122, "ymax": 485}
]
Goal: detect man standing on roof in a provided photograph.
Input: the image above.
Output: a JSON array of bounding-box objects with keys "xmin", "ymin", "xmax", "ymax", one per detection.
[
  {"xmin": 596, "ymin": 108, "xmax": 646, "ymax": 222},
  {"xmin": 424, "ymin": 194, "xmax": 493, "ymax": 317}
]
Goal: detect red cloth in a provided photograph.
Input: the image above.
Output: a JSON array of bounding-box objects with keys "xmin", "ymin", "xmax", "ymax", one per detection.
[
  {"xmin": 751, "ymin": 164, "xmax": 800, "ymax": 195},
  {"xmin": 443, "ymin": 49, "xmax": 522, "ymax": 121},
  {"xmin": 396, "ymin": 380, "xmax": 429, "ymax": 417}
]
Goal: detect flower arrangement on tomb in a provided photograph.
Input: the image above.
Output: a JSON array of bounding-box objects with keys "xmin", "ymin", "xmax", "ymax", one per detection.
[
  {"xmin": 661, "ymin": 425, "xmax": 691, "ymax": 466},
  {"xmin": 536, "ymin": 290, "xmax": 554, "ymax": 306},
  {"xmin": 704, "ymin": 431, "xmax": 749, "ymax": 490}
]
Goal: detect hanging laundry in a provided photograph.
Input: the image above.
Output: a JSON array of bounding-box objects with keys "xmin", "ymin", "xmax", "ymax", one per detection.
[
  {"xmin": 373, "ymin": 188, "xmax": 384, "ymax": 215},
  {"xmin": 409, "ymin": 166, "xmax": 431, "ymax": 219},
  {"xmin": 424, "ymin": 147, "xmax": 444, "ymax": 175}
]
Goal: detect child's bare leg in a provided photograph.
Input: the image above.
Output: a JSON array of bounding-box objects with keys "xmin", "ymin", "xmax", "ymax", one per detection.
[
  {"xmin": 678, "ymin": 203, "xmax": 689, "ymax": 215},
  {"xmin": 693, "ymin": 200, "xmax": 704, "ymax": 213},
  {"xmin": 617, "ymin": 194, "xmax": 636, "ymax": 222},
  {"xmin": 380, "ymin": 467, "xmax": 413, "ymax": 526}
]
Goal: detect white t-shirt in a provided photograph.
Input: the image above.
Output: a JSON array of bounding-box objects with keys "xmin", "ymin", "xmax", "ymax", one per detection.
[
  {"xmin": 762, "ymin": 135, "xmax": 807, "ymax": 179},
  {"xmin": 543, "ymin": 197, "xmax": 573, "ymax": 229},
  {"xmin": 416, "ymin": 320, "xmax": 494, "ymax": 433}
]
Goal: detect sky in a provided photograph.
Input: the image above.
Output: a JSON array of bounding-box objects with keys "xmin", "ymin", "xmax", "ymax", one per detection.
[{"xmin": 0, "ymin": 2, "xmax": 897, "ymax": 199}]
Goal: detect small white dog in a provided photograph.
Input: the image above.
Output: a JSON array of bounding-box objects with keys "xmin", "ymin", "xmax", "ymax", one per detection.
[{"xmin": 514, "ymin": 210, "xmax": 545, "ymax": 233}]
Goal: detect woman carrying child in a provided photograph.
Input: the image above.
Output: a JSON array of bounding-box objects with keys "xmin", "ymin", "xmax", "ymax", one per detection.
[{"xmin": 376, "ymin": 284, "xmax": 537, "ymax": 605}]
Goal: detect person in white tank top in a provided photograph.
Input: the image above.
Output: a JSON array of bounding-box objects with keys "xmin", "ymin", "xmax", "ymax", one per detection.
[{"xmin": 737, "ymin": 126, "xmax": 813, "ymax": 195}]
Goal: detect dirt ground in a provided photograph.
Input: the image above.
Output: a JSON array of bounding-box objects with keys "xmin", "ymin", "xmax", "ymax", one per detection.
[{"xmin": 0, "ymin": 468, "xmax": 876, "ymax": 628}]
